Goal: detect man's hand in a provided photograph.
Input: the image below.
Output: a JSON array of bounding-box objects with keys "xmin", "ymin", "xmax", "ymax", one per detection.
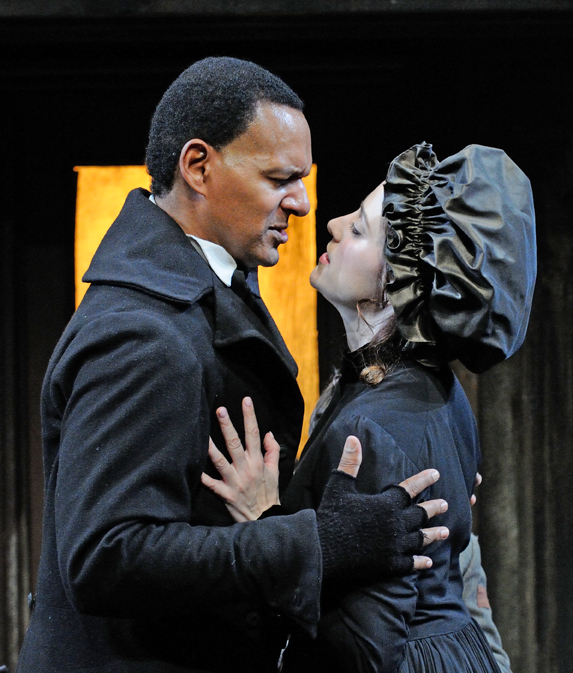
[{"xmin": 319, "ymin": 435, "xmax": 449, "ymax": 578}]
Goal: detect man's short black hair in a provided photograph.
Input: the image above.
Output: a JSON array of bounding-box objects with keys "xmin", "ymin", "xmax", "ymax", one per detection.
[{"xmin": 146, "ymin": 57, "xmax": 304, "ymax": 196}]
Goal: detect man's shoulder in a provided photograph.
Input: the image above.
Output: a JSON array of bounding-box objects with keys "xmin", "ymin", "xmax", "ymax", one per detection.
[
  {"xmin": 76, "ymin": 282, "xmax": 211, "ymax": 339},
  {"xmin": 51, "ymin": 286, "xmax": 213, "ymax": 382},
  {"xmin": 83, "ymin": 189, "xmax": 215, "ymax": 305}
]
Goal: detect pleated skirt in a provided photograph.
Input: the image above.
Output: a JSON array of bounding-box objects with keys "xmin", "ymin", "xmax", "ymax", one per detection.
[{"xmin": 399, "ymin": 619, "xmax": 502, "ymax": 673}]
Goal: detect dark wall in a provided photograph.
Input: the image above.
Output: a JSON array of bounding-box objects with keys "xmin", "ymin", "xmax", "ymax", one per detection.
[
  {"xmin": 2, "ymin": 0, "xmax": 573, "ymax": 16},
  {"xmin": 1, "ymin": 7, "xmax": 572, "ymax": 672}
]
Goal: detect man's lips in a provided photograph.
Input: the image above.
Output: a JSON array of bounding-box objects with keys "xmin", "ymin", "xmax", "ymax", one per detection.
[
  {"xmin": 269, "ymin": 226, "xmax": 289, "ymax": 243},
  {"xmin": 319, "ymin": 251, "xmax": 330, "ymax": 265}
]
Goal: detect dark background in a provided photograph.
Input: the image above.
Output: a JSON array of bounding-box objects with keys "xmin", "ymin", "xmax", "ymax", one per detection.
[{"xmin": 1, "ymin": 2, "xmax": 572, "ymax": 671}]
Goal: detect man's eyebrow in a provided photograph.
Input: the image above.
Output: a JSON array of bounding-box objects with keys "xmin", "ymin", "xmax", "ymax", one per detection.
[{"xmin": 267, "ymin": 166, "xmax": 309, "ymax": 178}]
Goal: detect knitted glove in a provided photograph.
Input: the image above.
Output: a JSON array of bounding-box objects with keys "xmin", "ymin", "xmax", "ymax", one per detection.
[{"xmin": 317, "ymin": 470, "xmax": 428, "ymax": 582}]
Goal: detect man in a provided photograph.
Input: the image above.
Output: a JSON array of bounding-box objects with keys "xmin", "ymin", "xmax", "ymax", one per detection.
[{"xmin": 17, "ymin": 57, "xmax": 446, "ymax": 673}]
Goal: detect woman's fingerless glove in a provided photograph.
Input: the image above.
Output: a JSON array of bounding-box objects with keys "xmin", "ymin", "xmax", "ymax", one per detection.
[{"xmin": 316, "ymin": 470, "xmax": 429, "ymax": 582}]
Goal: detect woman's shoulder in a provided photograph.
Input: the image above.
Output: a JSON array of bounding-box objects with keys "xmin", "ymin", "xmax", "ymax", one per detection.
[
  {"xmin": 332, "ymin": 360, "xmax": 475, "ymax": 462},
  {"xmin": 288, "ymin": 359, "xmax": 477, "ymax": 503},
  {"xmin": 340, "ymin": 360, "xmax": 454, "ymax": 426}
]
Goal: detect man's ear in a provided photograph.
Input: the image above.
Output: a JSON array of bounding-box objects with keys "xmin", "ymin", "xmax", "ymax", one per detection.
[{"xmin": 178, "ymin": 139, "xmax": 212, "ymax": 195}]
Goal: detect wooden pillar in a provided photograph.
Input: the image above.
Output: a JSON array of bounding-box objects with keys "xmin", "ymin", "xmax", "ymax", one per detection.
[
  {"xmin": 477, "ymin": 350, "xmax": 539, "ymax": 673},
  {"xmin": 528, "ymin": 159, "xmax": 573, "ymax": 670},
  {"xmin": 0, "ymin": 217, "xmax": 73, "ymax": 669},
  {"xmin": 0, "ymin": 220, "xmax": 31, "ymax": 672}
]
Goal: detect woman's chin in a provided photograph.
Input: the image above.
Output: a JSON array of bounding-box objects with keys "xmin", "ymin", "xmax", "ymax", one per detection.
[{"xmin": 309, "ymin": 265, "xmax": 323, "ymax": 289}]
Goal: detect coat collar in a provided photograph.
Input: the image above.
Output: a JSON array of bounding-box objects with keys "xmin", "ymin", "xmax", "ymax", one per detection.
[{"xmin": 84, "ymin": 188, "xmax": 213, "ymax": 304}]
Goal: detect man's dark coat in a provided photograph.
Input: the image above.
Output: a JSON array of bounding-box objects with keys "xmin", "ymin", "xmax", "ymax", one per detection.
[{"xmin": 17, "ymin": 190, "xmax": 322, "ymax": 673}]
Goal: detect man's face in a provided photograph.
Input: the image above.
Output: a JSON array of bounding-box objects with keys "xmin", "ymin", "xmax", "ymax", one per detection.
[{"xmin": 205, "ymin": 102, "xmax": 312, "ymax": 268}]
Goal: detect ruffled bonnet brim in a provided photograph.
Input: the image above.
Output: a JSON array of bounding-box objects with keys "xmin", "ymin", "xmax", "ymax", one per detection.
[{"xmin": 383, "ymin": 142, "xmax": 537, "ymax": 374}]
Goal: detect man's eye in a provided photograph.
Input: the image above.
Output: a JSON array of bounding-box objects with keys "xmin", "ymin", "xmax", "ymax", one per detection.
[{"xmin": 350, "ymin": 222, "xmax": 361, "ymax": 236}]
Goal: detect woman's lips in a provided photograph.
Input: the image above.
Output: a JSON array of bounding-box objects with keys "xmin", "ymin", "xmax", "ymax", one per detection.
[{"xmin": 319, "ymin": 252, "xmax": 330, "ymax": 265}]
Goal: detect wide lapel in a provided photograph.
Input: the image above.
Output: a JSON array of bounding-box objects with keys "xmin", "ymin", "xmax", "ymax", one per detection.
[
  {"xmin": 243, "ymin": 268, "xmax": 297, "ymax": 374},
  {"xmin": 212, "ymin": 279, "xmax": 299, "ymax": 380}
]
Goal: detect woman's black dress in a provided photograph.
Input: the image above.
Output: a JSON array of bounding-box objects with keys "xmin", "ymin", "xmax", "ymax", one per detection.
[{"xmin": 282, "ymin": 354, "xmax": 501, "ymax": 673}]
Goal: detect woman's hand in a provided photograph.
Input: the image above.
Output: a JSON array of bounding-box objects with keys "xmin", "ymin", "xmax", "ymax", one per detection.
[
  {"xmin": 470, "ymin": 472, "xmax": 482, "ymax": 506},
  {"xmin": 200, "ymin": 397, "xmax": 281, "ymax": 522},
  {"xmin": 333, "ymin": 436, "xmax": 450, "ymax": 571}
]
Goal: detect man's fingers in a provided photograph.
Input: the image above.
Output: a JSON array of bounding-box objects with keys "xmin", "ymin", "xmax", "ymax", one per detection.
[
  {"xmin": 336, "ymin": 436, "xmax": 362, "ymax": 477},
  {"xmin": 242, "ymin": 397, "xmax": 261, "ymax": 458},
  {"xmin": 216, "ymin": 407, "xmax": 245, "ymax": 463},
  {"xmin": 418, "ymin": 498, "xmax": 448, "ymax": 521},
  {"xmin": 421, "ymin": 526, "xmax": 450, "ymax": 547},
  {"xmin": 413, "ymin": 555, "xmax": 433, "ymax": 570},
  {"xmin": 475, "ymin": 472, "xmax": 483, "ymax": 488},
  {"xmin": 399, "ymin": 468, "xmax": 439, "ymax": 499}
]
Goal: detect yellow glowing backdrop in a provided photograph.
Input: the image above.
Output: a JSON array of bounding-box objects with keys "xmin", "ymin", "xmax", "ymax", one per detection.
[{"xmin": 75, "ymin": 165, "xmax": 319, "ymax": 450}]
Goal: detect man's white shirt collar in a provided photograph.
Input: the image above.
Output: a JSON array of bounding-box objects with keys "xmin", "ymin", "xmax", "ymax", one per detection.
[
  {"xmin": 149, "ymin": 193, "xmax": 236, "ymax": 287},
  {"xmin": 186, "ymin": 235, "xmax": 236, "ymax": 287}
]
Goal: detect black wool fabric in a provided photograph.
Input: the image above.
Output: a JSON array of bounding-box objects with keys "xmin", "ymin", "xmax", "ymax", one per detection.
[{"xmin": 317, "ymin": 471, "xmax": 427, "ymax": 581}]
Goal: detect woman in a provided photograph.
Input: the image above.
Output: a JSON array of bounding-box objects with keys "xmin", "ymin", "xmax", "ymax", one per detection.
[{"xmin": 204, "ymin": 142, "xmax": 536, "ymax": 672}]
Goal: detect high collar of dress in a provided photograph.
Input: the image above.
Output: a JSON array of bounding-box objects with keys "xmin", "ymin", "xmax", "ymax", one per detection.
[{"xmin": 340, "ymin": 345, "xmax": 371, "ymax": 384}]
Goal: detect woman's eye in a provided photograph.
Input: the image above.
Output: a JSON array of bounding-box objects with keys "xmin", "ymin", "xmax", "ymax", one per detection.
[{"xmin": 350, "ymin": 222, "xmax": 361, "ymax": 236}]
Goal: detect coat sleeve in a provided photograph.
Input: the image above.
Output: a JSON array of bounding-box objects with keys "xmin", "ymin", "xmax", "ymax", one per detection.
[
  {"xmin": 47, "ymin": 308, "xmax": 321, "ymax": 626},
  {"xmin": 308, "ymin": 415, "xmax": 423, "ymax": 673}
]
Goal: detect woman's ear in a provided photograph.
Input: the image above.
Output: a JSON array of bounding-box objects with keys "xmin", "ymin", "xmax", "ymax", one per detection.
[{"xmin": 178, "ymin": 139, "xmax": 211, "ymax": 195}]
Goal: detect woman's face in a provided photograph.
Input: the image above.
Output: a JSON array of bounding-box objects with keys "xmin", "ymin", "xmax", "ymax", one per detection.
[{"xmin": 310, "ymin": 181, "xmax": 386, "ymax": 311}]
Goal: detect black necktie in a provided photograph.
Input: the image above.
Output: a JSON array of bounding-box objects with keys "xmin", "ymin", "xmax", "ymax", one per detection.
[
  {"xmin": 231, "ymin": 268, "xmax": 251, "ymax": 301},
  {"xmin": 231, "ymin": 269, "xmax": 283, "ymax": 347},
  {"xmin": 231, "ymin": 269, "xmax": 251, "ymax": 299},
  {"xmin": 231, "ymin": 268, "xmax": 260, "ymax": 314}
]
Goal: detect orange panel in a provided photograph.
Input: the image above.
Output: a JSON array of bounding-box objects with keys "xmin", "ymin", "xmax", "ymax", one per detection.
[{"xmin": 74, "ymin": 166, "xmax": 151, "ymax": 307}]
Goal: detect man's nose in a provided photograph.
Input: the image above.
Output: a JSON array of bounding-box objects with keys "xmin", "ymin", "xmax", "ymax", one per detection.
[{"xmin": 283, "ymin": 179, "xmax": 311, "ymax": 218}]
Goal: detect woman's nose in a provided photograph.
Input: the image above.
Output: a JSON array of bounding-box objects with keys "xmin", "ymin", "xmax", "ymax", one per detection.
[{"xmin": 327, "ymin": 217, "xmax": 342, "ymax": 242}]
